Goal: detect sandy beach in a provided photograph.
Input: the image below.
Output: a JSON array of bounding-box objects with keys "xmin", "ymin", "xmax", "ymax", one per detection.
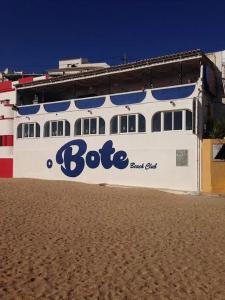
[{"xmin": 0, "ymin": 179, "xmax": 225, "ymax": 299}]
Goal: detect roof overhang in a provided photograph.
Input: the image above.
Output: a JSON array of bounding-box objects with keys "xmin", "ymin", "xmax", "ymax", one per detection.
[{"xmin": 16, "ymin": 49, "xmax": 206, "ymax": 91}]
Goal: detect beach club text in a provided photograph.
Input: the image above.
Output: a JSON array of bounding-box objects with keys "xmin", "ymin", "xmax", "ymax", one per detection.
[{"xmin": 48, "ymin": 139, "xmax": 157, "ymax": 177}]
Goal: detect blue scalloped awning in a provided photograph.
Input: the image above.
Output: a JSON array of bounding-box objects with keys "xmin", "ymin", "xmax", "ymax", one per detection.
[
  {"xmin": 44, "ymin": 101, "xmax": 70, "ymax": 113},
  {"xmin": 152, "ymin": 85, "xmax": 195, "ymax": 101},
  {"xmin": 18, "ymin": 105, "xmax": 40, "ymax": 115},
  {"xmin": 75, "ymin": 97, "xmax": 105, "ymax": 109},
  {"xmin": 111, "ymin": 91, "xmax": 146, "ymax": 105}
]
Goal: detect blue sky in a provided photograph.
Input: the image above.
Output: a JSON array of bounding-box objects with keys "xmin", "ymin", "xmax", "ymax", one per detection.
[{"xmin": 1, "ymin": 0, "xmax": 225, "ymax": 72}]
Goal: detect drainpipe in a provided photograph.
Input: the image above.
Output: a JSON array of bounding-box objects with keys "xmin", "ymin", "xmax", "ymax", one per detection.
[{"xmin": 196, "ymin": 64, "xmax": 204, "ymax": 193}]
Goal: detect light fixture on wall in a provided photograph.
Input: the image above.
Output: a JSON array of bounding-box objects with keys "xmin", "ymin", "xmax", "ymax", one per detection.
[
  {"xmin": 25, "ymin": 116, "xmax": 30, "ymax": 120},
  {"xmin": 88, "ymin": 110, "xmax": 92, "ymax": 114},
  {"xmin": 125, "ymin": 105, "xmax": 130, "ymax": 111},
  {"xmin": 11, "ymin": 105, "xmax": 19, "ymax": 111},
  {"xmin": 142, "ymin": 84, "xmax": 147, "ymax": 91},
  {"xmin": 170, "ymin": 101, "xmax": 176, "ymax": 107}
]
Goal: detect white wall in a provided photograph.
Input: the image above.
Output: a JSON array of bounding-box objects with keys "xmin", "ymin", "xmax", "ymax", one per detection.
[
  {"xmin": 13, "ymin": 85, "xmax": 199, "ymax": 192},
  {"xmin": 0, "ymin": 90, "xmax": 16, "ymax": 104},
  {"xmin": 0, "ymin": 90, "xmax": 16, "ymax": 136}
]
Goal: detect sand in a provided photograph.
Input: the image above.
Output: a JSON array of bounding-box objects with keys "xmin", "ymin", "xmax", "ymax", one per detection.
[{"xmin": 0, "ymin": 179, "xmax": 225, "ymax": 300}]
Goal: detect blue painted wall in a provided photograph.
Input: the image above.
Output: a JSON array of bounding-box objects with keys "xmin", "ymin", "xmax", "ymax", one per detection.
[
  {"xmin": 111, "ymin": 91, "xmax": 146, "ymax": 105},
  {"xmin": 151, "ymin": 85, "xmax": 195, "ymax": 101},
  {"xmin": 75, "ymin": 97, "xmax": 105, "ymax": 109},
  {"xmin": 18, "ymin": 105, "xmax": 40, "ymax": 115},
  {"xmin": 44, "ymin": 101, "xmax": 70, "ymax": 113}
]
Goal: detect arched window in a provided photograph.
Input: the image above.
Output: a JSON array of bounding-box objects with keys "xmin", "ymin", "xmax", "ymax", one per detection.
[
  {"xmin": 185, "ymin": 110, "xmax": 192, "ymax": 130},
  {"xmin": 152, "ymin": 112, "xmax": 161, "ymax": 132},
  {"xmin": 110, "ymin": 114, "xmax": 146, "ymax": 134},
  {"xmin": 74, "ymin": 119, "xmax": 81, "ymax": 135},
  {"xmin": 44, "ymin": 120, "xmax": 70, "ymax": 137},
  {"xmin": 99, "ymin": 117, "xmax": 105, "ymax": 134},
  {"xmin": 138, "ymin": 114, "xmax": 146, "ymax": 132},
  {"xmin": 17, "ymin": 124, "xmax": 22, "ymax": 138},
  {"xmin": 152, "ymin": 110, "xmax": 193, "ymax": 132},
  {"xmin": 110, "ymin": 116, "xmax": 118, "ymax": 134},
  {"xmin": 65, "ymin": 120, "xmax": 70, "ymax": 136},
  {"xmin": 36, "ymin": 123, "xmax": 40, "ymax": 137},
  {"xmin": 74, "ymin": 117, "xmax": 105, "ymax": 136},
  {"xmin": 44, "ymin": 121, "xmax": 50, "ymax": 137},
  {"xmin": 17, "ymin": 122, "xmax": 41, "ymax": 138},
  {"xmin": 174, "ymin": 111, "xmax": 182, "ymax": 130}
]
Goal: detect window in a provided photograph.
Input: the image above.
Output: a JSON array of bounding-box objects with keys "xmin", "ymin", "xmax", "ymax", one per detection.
[
  {"xmin": 110, "ymin": 116, "xmax": 118, "ymax": 134},
  {"xmin": 17, "ymin": 124, "xmax": 22, "ymax": 138},
  {"xmin": 152, "ymin": 112, "xmax": 161, "ymax": 132},
  {"xmin": 90, "ymin": 118, "xmax": 97, "ymax": 134},
  {"xmin": 75, "ymin": 119, "xmax": 81, "ymax": 135},
  {"xmin": 29, "ymin": 123, "xmax": 34, "ymax": 137},
  {"xmin": 83, "ymin": 119, "xmax": 89, "ymax": 135},
  {"xmin": 17, "ymin": 123, "xmax": 40, "ymax": 138},
  {"xmin": 138, "ymin": 114, "xmax": 146, "ymax": 132},
  {"xmin": 0, "ymin": 135, "xmax": 13, "ymax": 146},
  {"xmin": 174, "ymin": 111, "xmax": 182, "ymax": 130},
  {"xmin": 65, "ymin": 121, "xmax": 70, "ymax": 136},
  {"xmin": 74, "ymin": 117, "xmax": 105, "ymax": 136},
  {"xmin": 99, "ymin": 117, "xmax": 105, "ymax": 134},
  {"xmin": 52, "ymin": 121, "xmax": 58, "ymax": 136},
  {"xmin": 44, "ymin": 120, "xmax": 70, "ymax": 137},
  {"xmin": 164, "ymin": 112, "xmax": 172, "ymax": 131},
  {"xmin": 44, "ymin": 122, "xmax": 50, "ymax": 137},
  {"xmin": 36, "ymin": 123, "xmax": 40, "ymax": 137},
  {"xmin": 186, "ymin": 110, "xmax": 192, "ymax": 130},
  {"xmin": 110, "ymin": 114, "xmax": 146, "ymax": 134},
  {"xmin": 120, "ymin": 115, "xmax": 128, "ymax": 133},
  {"xmin": 129, "ymin": 115, "xmax": 136, "ymax": 132},
  {"xmin": 24, "ymin": 124, "xmax": 29, "ymax": 137},
  {"xmin": 152, "ymin": 110, "xmax": 193, "ymax": 132}
]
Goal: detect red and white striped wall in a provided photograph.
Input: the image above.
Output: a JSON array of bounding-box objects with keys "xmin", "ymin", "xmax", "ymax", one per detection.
[
  {"xmin": 0, "ymin": 75, "xmax": 49, "ymax": 178},
  {"xmin": 0, "ymin": 81, "xmax": 15, "ymax": 177}
]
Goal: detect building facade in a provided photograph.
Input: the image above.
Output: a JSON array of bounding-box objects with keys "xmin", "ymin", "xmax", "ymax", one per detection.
[{"xmin": 0, "ymin": 50, "xmax": 224, "ymax": 192}]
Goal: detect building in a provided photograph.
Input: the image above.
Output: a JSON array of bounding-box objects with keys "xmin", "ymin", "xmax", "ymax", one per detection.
[
  {"xmin": 48, "ymin": 57, "xmax": 109, "ymax": 77},
  {"xmin": 0, "ymin": 50, "xmax": 225, "ymax": 193}
]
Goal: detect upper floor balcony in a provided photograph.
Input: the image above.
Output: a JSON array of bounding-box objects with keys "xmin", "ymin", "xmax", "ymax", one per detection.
[
  {"xmin": 16, "ymin": 82, "xmax": 198, "ymax": 117},
  {"xmin": 16, "ymin": 50, "xmax": 207, "ymax": 108}
]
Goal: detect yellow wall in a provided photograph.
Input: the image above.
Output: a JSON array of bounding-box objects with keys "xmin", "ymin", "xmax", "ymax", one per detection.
[{"xmin": 202, "ymin": 139, "xmax": 225, "ymax": 193}]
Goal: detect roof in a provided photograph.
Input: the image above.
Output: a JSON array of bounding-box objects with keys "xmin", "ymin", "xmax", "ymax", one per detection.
[{"xmin": 16, "ymin": 49, "xmax": 206, "ymax": 89}]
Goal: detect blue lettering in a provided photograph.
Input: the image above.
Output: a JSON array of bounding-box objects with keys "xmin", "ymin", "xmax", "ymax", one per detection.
[
  {"xmin": 86, "ymin": 151, "xmax": 100, "ymax": 169},
  {"xmin": 113, "ymin": 151, "xmax": 129, "ymax": 169},
  {"xmin": 99, "ymin": 140, "xmax": 115, "ymax": 169},
  {"xmin": 56, "ymin": 139, "xmax": 86, "ymax": 177},
  {"xmin": 55, "ymin": 139, "xmax": 129, "ymax": 177}
]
